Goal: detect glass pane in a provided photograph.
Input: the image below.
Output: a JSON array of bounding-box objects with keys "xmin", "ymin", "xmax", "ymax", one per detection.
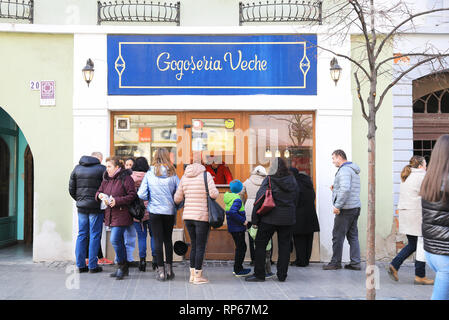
[
  {"xmin": 441, "ymin": 91, "xmax": 449, "ymax": 113},
  {"xmin": 0, "ymin": 134, "xmax": 17, "ymax": 218},
  {"xmin": 427, "ymin": 94, "xmax": 439, "ymax": 113},
  {"xmin": 413, "ymin": 99, "xmax": 425, "ymax": 113},
  {"xmin": 113, "ymin": 115, "xmax": 177, "ymax": 165},
  {"xmin": 249, "ymin": 114, "xmax": 314, "ymax": 179},
  {"xmin": 0, "ymin": 108, "xmax": 17, "ymax": 130},
  {"xmin": 192, "ymin": 118, "xmax": 235, "ymax": 161}
]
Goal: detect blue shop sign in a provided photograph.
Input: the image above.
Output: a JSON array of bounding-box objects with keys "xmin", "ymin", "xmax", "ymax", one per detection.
[{"xmin": 107, "ymin": 34, "xmax": 317, "ymax": 95}]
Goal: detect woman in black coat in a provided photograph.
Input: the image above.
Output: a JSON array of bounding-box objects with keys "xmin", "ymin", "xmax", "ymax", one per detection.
[
  {"xmin": 245, "ymin": 158, "xmax": 300, "ymax": 282},
  {"xmin": 289, "ymin": 167, "xmax": 320, "ymax": 267}
]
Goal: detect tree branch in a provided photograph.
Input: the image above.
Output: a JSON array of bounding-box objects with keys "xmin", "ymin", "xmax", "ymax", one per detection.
[
  {"xmin": 354, "ymin": 71, "xmax": 369, "ymax": 122},
  {"xmin": 375, "ymin": 55, "xmax": 449, "ymax": 112},
  {"xmin": 314, "ymin": 43, "xmax": 372, "ymax": 81},
  {"xmin": 375, "ymin": 7, "xmax": 449, "ymax": 60}
]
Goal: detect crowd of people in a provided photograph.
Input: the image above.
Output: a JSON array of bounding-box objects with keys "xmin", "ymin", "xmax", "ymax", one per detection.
[{"xmin": 69, "ymin": 136, "xmax": 449, "ymax": 299}]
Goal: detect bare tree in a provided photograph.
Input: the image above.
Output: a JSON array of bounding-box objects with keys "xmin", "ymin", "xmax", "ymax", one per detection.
[{"xmin": 307, "ymin": 0, "xmax": 449, "ymax": 300}]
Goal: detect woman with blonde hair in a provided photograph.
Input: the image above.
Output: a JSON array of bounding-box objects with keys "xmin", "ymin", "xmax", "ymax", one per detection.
[
  {"xmin": 138, "ymin": 148, "xmax": 180, "ymax": 281},
  {"xmin": 420, "ymin": 134, "xmax": 449, "ymax": 299},
  {"xmin": 388, "ymin": 155, "xmax": 434, "ymax": 285}
]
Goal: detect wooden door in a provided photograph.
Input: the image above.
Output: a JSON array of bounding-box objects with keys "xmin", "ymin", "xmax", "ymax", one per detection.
[
  {"xmin": 182, "ymin": 112, "xmax": 243, "ymax": 260},
  {"xmin": 24, "ymin": 146, "xmax": 34, "ymax": 245}
]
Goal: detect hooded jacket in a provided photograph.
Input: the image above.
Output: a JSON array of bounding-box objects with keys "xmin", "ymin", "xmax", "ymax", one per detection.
[
  {"xmin": 174, "ymin": 163, "xmax": 219, "ymax": 222},
  {"xmin": 137, "ymin": 166, "xmax": 180, "ymax": 215},
  {"xmin": 95, "ymin": 168, "xmax": 136, "ymax": 227},
  {"xmin": 241, "ymin": 165, "xmax": 267, "ymax": 222},
  {"xmin": 69, "ymin": 156, "xmax": 106, "ymax": 214},
  {"xmin": 290, "ymin": 168, "xmax": 320, "ymax": 235},
  {"xmin": 224, "ymin": 192, "xmax": 246, "ymax": 233},
  {"xmin": 332, "ymin": 162, "xmax": 361, "ymax": 210},
  {"xmin": 252, "ymin": 173, "xmax": 299, "ymax": 226}
]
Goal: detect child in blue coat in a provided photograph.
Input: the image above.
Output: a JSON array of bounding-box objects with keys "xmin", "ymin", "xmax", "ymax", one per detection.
[{"xmin": 224, "ymin": 179, "xmax": 251, "ymax": 277}]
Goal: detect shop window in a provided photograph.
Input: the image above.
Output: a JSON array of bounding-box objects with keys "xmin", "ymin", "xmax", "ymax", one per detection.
[
  {"xmin": 112, "ymin": 114, "xmax": 177, "ymax": 164},
  {"xmin": 0, "ymin": 137, "xmax": 9, "ymax": 218},
  {"xmin": 249, "ymin": 114, "xmax": 314, "ymax": 179}
]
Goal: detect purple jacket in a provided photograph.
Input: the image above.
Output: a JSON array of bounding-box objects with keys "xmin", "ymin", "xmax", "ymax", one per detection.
[{"xmin": 96, "ymin": 168, "xmax": 136, "ymax": 227}]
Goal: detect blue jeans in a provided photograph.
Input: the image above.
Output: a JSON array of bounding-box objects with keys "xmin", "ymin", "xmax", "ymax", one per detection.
[
  {"xmin": 134, "ymin": 221, "xmax": 156, "ymax": 259},
  {"xmin": 123, "ymin": 225, "xmax": 137, "ymax": 262},
  {"xmin": 391, "ymin": 235, "xmax": 426, "ymax": 277},
  {"xmin": 110, "ymin": 226, "xmax": 128, "ymax": 264},
  {"xmin": 75, "ymin": 212, "xmax": 104, "ymax": 269},
  {"xmin": 425, "ymin": 251, "xmax": 449, "ymax": 300}
]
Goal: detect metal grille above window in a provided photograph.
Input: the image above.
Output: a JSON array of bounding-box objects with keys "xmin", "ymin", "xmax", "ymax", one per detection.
[
  {"xmin": 239, "ymin": 1, "xmax": 322, "ymax": 25},
  {"xmin": 0, "ymin": 0, "xmax": 33, "ymax": 23},
  {"xmin": 97, "ymin": 1, "xmax": 180, "ymax": 25}
]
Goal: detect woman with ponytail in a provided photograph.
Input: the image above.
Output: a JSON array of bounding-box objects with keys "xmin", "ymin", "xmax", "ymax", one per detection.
[
  {"xmin": 96, "ymin": 156, "xmax": 137, "ymax": 280},
  {"xmin": 388, "ymin": 155, "xmax": 434, "ymax": 285}
]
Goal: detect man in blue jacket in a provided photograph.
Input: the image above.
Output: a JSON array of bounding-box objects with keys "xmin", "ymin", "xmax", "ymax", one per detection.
[
  {"xmin": 224, "ymin": 180, "xmax": 251, "ymax": 277},
  {"xmin": 323, "ymin": 149, "xmax": 362, "ymax": 271}
]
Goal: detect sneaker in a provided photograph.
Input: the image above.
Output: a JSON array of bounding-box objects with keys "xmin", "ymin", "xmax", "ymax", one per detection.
[
  {"xmin": 322, "ymin": 263, "xmax": 342, "ymax": 270},
  {"xmin": 98, "ymin": 258, "xmax": 113, "ymax": 265},
  {"xmin": 233, "ymin": 268, "xmax": 251, "ymax": 277},
  {"xmin": 89, "ymin": 266, "xmax": 103, "ymax": 273},
  {"xmin": 265, "ymin": 272, "xmax": 275, "ymax": 279},
  {"xmin": 344, "ymin": 264, "xmax": 361, "ymax": 271},
  {"xmin": 245, "ymin": 275, "xmax": 265, "ymax": 282}
]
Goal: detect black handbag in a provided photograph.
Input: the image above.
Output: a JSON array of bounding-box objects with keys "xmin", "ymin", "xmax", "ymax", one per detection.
[
  {"xmin": 120, "ymin": 178, "xmax": 146, "ymax": 221},
  {"xmin": 203, "ymin": 171, "xmax": 225, "ymax": 228}
]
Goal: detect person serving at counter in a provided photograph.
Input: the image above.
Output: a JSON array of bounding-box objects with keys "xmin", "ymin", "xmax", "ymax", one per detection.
[{"xmin": 205, "ymin": 155, "xmax": 233, "ymax": 185}]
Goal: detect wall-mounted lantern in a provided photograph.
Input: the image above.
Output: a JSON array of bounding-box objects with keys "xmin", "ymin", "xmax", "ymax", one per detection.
[
  {"xmin": 330, "ymin": 57, "xmax": 342, "ymax": 86},
  {"xmin": 82, "ymin": 59, "xmax": 95, "ymax": 87}
]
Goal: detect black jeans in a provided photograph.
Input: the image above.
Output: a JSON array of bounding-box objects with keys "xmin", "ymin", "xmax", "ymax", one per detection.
[
  {"xmin": 292, "ymin": 233, "xmax": 314, "ymax": 266},
  {"xmin": 254, "ymin": 222, "xmax": 293, "ymax": 280},
  {"xmin": 391, "ymin": 234, "xmax": 426, "ymax": 277},
  {"xmin": 185, "ymin": 219, "xmax": 210, "ymax": 270},
  {"xmin": 231, "ymin": 231, "xmax": 247, "ymax": 273},
  {"xmin": 149, "ymin": 213, "xmax": 175, "ymax": 267}
]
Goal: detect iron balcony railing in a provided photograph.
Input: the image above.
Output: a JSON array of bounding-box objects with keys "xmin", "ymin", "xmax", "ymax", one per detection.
[
  {"xmin": 0, "ymin": 0, "xmax": 33, "ymax": 23},
  {"xmin": 97, "ymin": 1, "xmax": 180, "ymax": 25},
  {"xmin": 239, "ymin": 1, "xmax": 322, "ymax": 25}
]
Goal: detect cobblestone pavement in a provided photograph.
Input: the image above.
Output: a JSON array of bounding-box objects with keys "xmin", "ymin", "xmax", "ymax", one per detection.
[{"xmin": 0, "ymin": 245, "xmax": 435, "ymax": 300}]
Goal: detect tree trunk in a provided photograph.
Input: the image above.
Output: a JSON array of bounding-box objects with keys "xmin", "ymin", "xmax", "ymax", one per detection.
[{"xmin": 366, "ymin": 123, "xmax": 376, "ymax": 300}]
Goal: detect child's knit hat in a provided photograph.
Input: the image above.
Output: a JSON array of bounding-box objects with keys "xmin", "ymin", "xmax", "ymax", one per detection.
[{"xmin": 229, "ymin": 179, "xmax": 243, "ymax": 194}]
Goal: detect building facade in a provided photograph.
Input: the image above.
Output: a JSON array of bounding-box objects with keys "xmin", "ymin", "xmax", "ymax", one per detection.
[{"xmin": 4, "ymin": 0, "xmax": 446, "ymax": 263}]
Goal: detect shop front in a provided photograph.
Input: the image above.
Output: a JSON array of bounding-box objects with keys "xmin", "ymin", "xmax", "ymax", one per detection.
[
  {"xmin": 110, "ymin": 111, "xmax": 315, "ymax": 260},
  {"xmin": 73, "ymin": 29, "xmax": 353, "ymax": 263}
]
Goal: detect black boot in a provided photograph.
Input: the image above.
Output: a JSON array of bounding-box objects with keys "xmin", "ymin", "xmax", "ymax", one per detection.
[
  {"xmin": 166, "ymin": 263, "xmax": 175, "ymax": 280},
  {"xmin": 139, "ymin": 257, "xmax": 146, "ymax": 272},
  {"xmin": 152, "ymin": 256, "xmax": 157, "ymax": 271},
  {"xmin": 115, "ymin": 262, "xmax": 129, "ymax": 280},
  {"xmin": 156, "ymin": 265, "xmax": 166, "ymax": 281}
]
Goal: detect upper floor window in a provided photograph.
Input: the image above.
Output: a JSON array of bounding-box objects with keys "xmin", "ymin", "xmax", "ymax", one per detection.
[{"xmin": 0, "ymin": 0, "xmax": 33, "ymax": 23}]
